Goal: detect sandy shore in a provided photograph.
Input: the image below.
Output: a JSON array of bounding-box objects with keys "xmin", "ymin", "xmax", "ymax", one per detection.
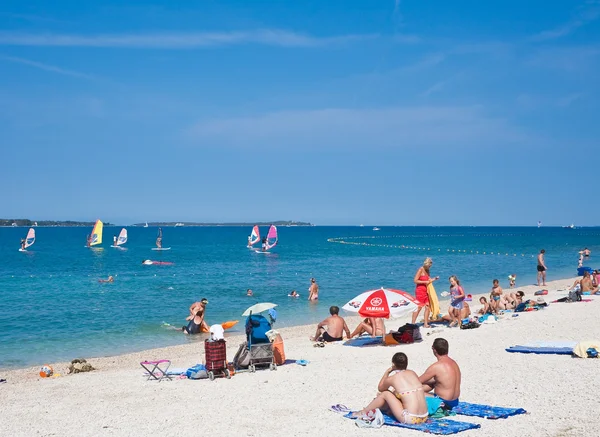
[{"xmin": 1, "ymin": 277, "xmax": 599, "ymax": 437}]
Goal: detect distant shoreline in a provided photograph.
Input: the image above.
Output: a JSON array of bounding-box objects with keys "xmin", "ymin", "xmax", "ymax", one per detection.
[{"xmin": 0, "ymin": 219, "xmax": 313, "ymax": 227}]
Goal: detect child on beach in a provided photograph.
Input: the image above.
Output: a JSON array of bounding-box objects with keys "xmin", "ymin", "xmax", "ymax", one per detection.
[
  {"xmin": 508, "ymin": 274, "xmax": 516, "ymax": 288},
  {"xmin": 448, "ymin": 275, "xmax": 465, "ymax": 327}
]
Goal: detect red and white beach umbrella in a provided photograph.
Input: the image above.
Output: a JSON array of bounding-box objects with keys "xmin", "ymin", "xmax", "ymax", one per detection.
[{"xmin": 342, "ymin": 288, "xmax": 418, "ymax": 319}]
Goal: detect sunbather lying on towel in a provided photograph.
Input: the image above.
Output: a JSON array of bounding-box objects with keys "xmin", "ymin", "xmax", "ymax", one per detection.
[
  {"xmin": 419, "ymin": 338, "xmax": 461, "ymax": 411},
  {"xmin": 352, "ymin": 352, "xmax": 429, "ymax": 424},
  {"xmin": 311, "ymin": 306, "xmax": 351, "ymax": 342}
]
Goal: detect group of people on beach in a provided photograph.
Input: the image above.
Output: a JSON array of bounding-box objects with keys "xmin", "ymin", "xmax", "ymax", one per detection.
[{"xmin": 349, "ymin": 338, "xmax": 461, "ymax": 424}]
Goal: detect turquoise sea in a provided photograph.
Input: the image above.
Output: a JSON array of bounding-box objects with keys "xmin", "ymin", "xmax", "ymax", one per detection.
[{"xmin": 0, "ymin": 226, "xmax": 598, "ymax": 369}]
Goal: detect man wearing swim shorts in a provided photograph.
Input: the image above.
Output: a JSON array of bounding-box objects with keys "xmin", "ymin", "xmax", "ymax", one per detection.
[
  {"xmin": 537, "ymin": 249, "xmax": 547, "ymax": 286},
  {"xmin": 419, "ymin": 338, "xmax": 461, "ymax": 411},
  {"xmin": 311, "ymin": 306, "xmax": 351, "ymax": 342}
]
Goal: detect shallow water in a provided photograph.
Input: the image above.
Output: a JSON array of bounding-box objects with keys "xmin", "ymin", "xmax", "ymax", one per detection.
[{"xmin": 0, "ymin": 225, "xmax": 597, "ymax": 368}]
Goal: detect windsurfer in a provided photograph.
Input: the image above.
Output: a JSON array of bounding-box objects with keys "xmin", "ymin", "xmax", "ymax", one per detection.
[
  {"xmin": 247, "ymin": 235, "xmax": 252, "ymax": 247},
  {"xmin": 20, "ymin": 239, "xmax": 26, "ymax": 250},
  {"xmin": 86, "ymin": 234, "xmax": 92, "ymax": 248},
  {"xmin": 113, "ymin": 235, "xmax": 117, "ymax": 246},
  {"xmin": 261, "ymin": 237, "xmax": 267, "ymax": 252},
  {"xmin": 156, "ymin": 227, "xmax": 163, "ymax": 249}
]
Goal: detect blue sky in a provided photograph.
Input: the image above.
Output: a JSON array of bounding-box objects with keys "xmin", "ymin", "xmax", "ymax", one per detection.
[{"xmin": 1, "ymin": 0, "xmax": 598, "ymax": 226}]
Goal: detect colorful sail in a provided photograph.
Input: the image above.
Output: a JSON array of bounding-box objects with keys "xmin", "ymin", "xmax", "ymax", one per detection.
[
  {"xmin": 265, "ymin": 225, "xmax": 278, "ymax": 250},
  {"xmin": 24, "ymin": 228, "xmax": 35, "ymax": 248},
  {"xmin": 90, "ymin": 220, "xmax": 103, "ymax": 246},
  {"xmin": 249, "ymin": 225, "xmax": 260, "ymax": 246},
  {"xmin": 116, "ymin": 228, "xmax": 127, "ymax": 246}
]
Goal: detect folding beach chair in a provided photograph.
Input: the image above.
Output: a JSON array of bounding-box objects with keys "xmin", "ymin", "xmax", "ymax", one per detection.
[{"xmin": 140, "ymin": 360, "xmax": 173, "ymax": 381}]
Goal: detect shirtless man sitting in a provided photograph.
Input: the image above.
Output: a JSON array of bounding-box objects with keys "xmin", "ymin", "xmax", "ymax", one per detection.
[
  {"xmin": 352, "ymin": 353, "xmax": 428, "ymax": 424},
  {"xmin": 350, "ymin": 317, "xmax": 386, "ymax": 338},
  {"xmin": 311, "ymin": 306, "xmax": 351, "ymax": 342},
  {"xmin": 419, "ymin": 338, "xmax": 461, "ymax": 411}
]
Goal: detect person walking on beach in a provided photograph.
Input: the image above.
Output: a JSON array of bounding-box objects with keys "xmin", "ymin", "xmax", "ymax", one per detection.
[
  {"xmin": 311, "ymin": 306, "xmax": 351, "ymax": 342},
  {"xmin": 537, "ymin": 249, "xmax": 547, "ymax": 286},
  {"xmin": 411, "ymin": 258, "xmax": 439, "ymax": 328},
  {"xmin": 351, "ymin": 352, "xmax": 428, "ymax": 424},
  {"xmin": 419, "ymin": 338, "xmax": 461, "ymax": 412},
  {"xmin": 447, "ymin": 276, "xmax": 465, "ymax": 327},
  {"xmin": 308, "ymin": 277, "xmax": 319, "ymax": 301}
]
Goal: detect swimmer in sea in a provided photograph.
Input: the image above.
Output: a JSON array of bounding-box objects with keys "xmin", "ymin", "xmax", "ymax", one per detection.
[
  {"xmin": 99, "ymin": 276, "xmax": 114, "ymax": 283},
  {"xmin": 247, "ymin": 289, "xmax": 253, "ymax": 296},
  {"xmin": 308, "ymin": 278, "xmax": 319, "ymax": 301},
  {"xmin": 289, "ymin": 290, "xmax": 299, "ymax": 298}
]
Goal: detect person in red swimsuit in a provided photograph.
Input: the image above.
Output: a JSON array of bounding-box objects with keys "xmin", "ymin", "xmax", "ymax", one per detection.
[{"xmin": 411, "ymin": 258, "xmax": 439, "ymax": 328}]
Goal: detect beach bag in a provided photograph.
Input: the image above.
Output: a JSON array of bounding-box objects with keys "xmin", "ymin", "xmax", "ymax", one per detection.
[
  {"xmin": 568, "ymin": 290, "xmax": 582, "ymax": 302},
  {"xmin": 186, "ymin": 364, "xmax": 208, "ymax": 379},
  {"xmin": 392, "ymin": 323, "xmax": 422, "ymax": 344},
  {"xmin": 355, "ymin": 408, "xmax": 384, "ymax": 428},
  {"xmin": 460, "ymin": 321, "xmax": 480, "ymax": 330},
  {"xmin": 272, "ymin": 334, "xmax": 286, "ymax": 365},
  {"xmin": 233, "ymin": 342, "xmax": 250, "ymax": 369}
]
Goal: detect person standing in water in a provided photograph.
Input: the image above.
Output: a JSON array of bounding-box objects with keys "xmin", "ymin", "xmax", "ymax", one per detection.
[
  {"xmin": 308, "ymin": 278, "xmax": 319, "ymax": 301},
  {"xmin": 411, "ymin": 258, "xmax": 439, "ymax": 328},
  {"xmin": 20, "ymin": 239, "xmax": 26, "ymax": 250},
  {"xmin": 537, "ymin": 249, "xmax": 547, "ymax": 286},
  {"xmin": 156, "ymin": 227, "xmax": 163, "ymax": 249}
]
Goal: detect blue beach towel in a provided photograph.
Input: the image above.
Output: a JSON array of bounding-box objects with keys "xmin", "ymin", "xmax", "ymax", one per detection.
[
  {"xmin": 506, "ymin": 345, "xmax": 574, "ymax": 355},
  {"xmin": 343, "ymin": 412, "xmax": 480, "ymax": 434},
  {"xmin": 343, "ymin": 336, "xmax": 383, "ymax": 347},
  {"xmin": 454, "ymin": 402, "xmax": 527, "ymax": 419}
]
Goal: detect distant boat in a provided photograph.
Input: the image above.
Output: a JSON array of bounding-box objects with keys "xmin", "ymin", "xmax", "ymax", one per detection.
[
  {"xmin": 359, "ymin": 224, "xmax": 364, "ymax": 227},
  {"xmin": 11, "ymin": 222, "xmax": 17, "ymax": 227},
  {"xmin": 112, "ymin": 228, "xmax": 127, "ymax": 248},
  {"xmin": 247, "ymin": 225, "xmax": 260, "ymax": 248},
  {"xmin": 175, "ymin": 223, "xmax": 184, "ymax": 227},
  {"xmin": 563, "ymin": 224, "xmax": 575, "ymax": 229},
  {"xmin": 144, "ymin": 222, "xmax": 149, "ymax": 228},
  {"xmin": 88, "ymin": 219, "xmax": 103, "ymax": 247},
  {"xmin": 537, "ymin": 221, "xmax": 542, "ymax": 228},
  {"xmin": 33, "ymin": 222, "xmax": 38, "ymax": 227},
  {"xmin": 19, "ymin": 228, "xmax": 35, "ymax": 251},
  {"xmin": 373, "ymin": 227, "xmax": 381, "ymax": 231}
]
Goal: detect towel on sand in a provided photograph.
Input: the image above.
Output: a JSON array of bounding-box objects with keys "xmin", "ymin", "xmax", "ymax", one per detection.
[
  {"xmin": 454, "ymin": 402, "xmax": 527, "ymax": 419},
  {"xmin": 343, "ymin": 336, "xmax": 383, "ymax": 347},
  {"xmin": 343, "ymin": 412, "xmax": 479, "ymax": 434},
  {"xmin": 505, "ymin": 345, "xmax": 574, "ymax": 355}
]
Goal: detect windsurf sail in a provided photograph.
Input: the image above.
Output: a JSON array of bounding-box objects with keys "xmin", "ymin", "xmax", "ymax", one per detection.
[
  {"xmin": 249, "ymin": 225, "xmax": 260, "ymax": 246},
  {"xmin": 24, "ymin": 228, "xmax": 35, "ymax": 248},
  {"xmin": 116, "ymin": 228, "xmax": 127, "ymax": 246},
  {"xmin": 265, "ymin": 225, "xmax": 278, "ymax": 250},
  {"xmin": 537, "ymin": 221, "xmax": 542, "ymax": 228},
  {"xmin": 90, "ymin": 220, "xmax": 103, "ymax": 246}
]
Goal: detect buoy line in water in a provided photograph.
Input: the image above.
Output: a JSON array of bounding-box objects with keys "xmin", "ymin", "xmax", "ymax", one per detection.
[{"xmin": 327, "ymin": 236, "xmax": 536, "ymax": 258}]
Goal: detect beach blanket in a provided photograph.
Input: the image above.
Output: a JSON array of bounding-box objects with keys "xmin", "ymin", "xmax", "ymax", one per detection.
[
  {"xmin": 343, "ymin": 412, "xmax": 480, "ymax": 434},
  {"xmin": 343, "ymin": 336, "xmax": 383, "ymax": 347},
  {"xmin": 454, "ymin": 402, "xmax": 527, "ymax": 419},
  {"xmin": 506, "ymin": 345, "xmax": 573, "ymax": 355}
]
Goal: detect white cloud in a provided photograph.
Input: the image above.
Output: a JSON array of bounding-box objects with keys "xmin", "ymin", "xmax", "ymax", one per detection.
[
  {"xmin": 531, "ymin": 1, "xmax": 600, "ymax": 41},
  {"xmin": 186, "ymin": 106, "xmax": 531, "ymax": 150},
  {"xmin": 0, "ymin": 55, "xmax": 96, "ymax": 79},
  {"xmin": 0, "ymin": 29, "xmax": 379, "ymax": 49}
]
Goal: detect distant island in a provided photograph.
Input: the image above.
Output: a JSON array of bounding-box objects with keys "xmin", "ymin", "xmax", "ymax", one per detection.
[
  {"xmin": 132, "ymin": 221, "xmax": 314, "ymax": 227},
  {"xmin": 1, "ymin": 219, "xmax": 311, "ymax": 227},
  {"xmin": 0, "ymin": 219, "xmax": 114, "ymax": 227}
]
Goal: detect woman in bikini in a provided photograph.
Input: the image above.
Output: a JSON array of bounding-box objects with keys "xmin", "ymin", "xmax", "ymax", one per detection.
[
  {"xmin": 411, "ymin": 258, "xmax": 439, "ymax": 328},
  {"xmin": 352, "ymin": 352, "xmax": 428, "ymax": 424},
  {"xmin": 350, "ymin": 317, "xmax": 386, "ymax": 338}
]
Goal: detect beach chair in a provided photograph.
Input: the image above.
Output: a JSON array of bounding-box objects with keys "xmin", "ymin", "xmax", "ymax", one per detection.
[{"xmin": 140, "ymin": 360, "xmax": 173, "ymax": 382}]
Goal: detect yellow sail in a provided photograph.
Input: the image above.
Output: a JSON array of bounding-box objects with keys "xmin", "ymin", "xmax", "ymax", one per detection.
[{"xmin": 90, "ymin": 219, "xmax": 103, "ymax": 246}]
